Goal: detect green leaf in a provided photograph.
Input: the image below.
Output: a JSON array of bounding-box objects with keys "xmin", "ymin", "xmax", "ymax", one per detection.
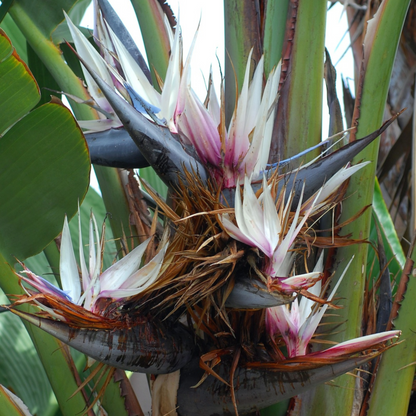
[
  {"xmin": 0, "ymin": 274, "xmax": 58, "ymax": 416},
  {"xmin": 0, "ymin": 385, "xmax": 32, "ymax": 416},
  {"xmin": 130, "ymin": 0, "xmax": 170, "ymax": 89},
  {"xmin": 0, "ymin": 14, "xmax": 27, "ymax": 61},
  {"xmin": 263, "ymin": 0, "xmax": 289, "ymax": 76},
  {"xmin": 27, "ymin": 42, "xmax": 61, "ymax": 106},
  {"xmin": 0, "ymin": 26, "xmax": 91, "ymax": 415},
  {"xmin": 8, "ymin": 3, "xmax": 135, "ymax": 253},
  {"xmin": 0, "ymin": 101, "xmax": 90, "ymax": 260},
  {"xmin": 12, "ymin": 0, "xmax": 79, "ymax": 39},
  {"xmin": 223, "ymin": 0, "xmax": 261, "ymax": 124},
  {"xmin": 0, "ymin": 252, "xmax": 89, "ymax": 416},
  {"xmin": 60, "ymin": 42, "xmax": 85, "ymax": 80},
  {"xmin": 0, "ymin": 29, "xmax": 39, "ymax": 134},
  {"xmin": 270, "ymin": 0, "xmax": 327, "ymax": 162},
  {"xmin": 260, "ymin": 400, "xmax": 290, "ymax": 416},
  {"xmin": 307, "ymin": 1, "xmax": 412, "ymax": 414},
  {"xmin": 367, "ymin": 252, "xmax": 416, "ymax": 416},
  {"xmin": 367, "ymin": 178, "xmax": 405, "ymax": 283},
  {"xmin": 8, "ymin": 2, "xmax": 97, "ymax": 121},
  {"xmin": 0, "ymin": 0, "xmax": 13, "ymax": 24},
  {"xmin": 0, "ymin": 28, "xmax": 89, "ymax": 260}
]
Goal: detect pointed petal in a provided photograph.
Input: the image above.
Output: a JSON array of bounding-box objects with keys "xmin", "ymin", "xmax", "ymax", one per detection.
[
  {"xmin": 161, "ymin": 21, "xmax": 183, "ymax": 124},
  {"xmin": 78, "ymin": 208, "xmax": 89, "ymax": 292},
  {"xmin": 120, "ymin": 241, "xmax": 168, "ymax": 290},
  {"xmin": 221, "ymin": 215, "xmax": 257, "ymax": 247},
  {"xmin": 65, "ymin": 12, "xmax": 114, "ymax": 114},
  {"xmin": 18, "ymin": 267, "xmax": 70, "ymax": 301},
  {"xmin": 59, "ymin": 217, "xmax": 81, "ymax": 302},
  {"xmin": 261, "ymin": 176, "xmax": 280, "ymax": 251},
  {"xmin": 239, "ymin": 176, "xmax": 274, "ymax": 256},
  {"xmin": 225, "ymin": 49, "xmax": 253, "ymax": 168},
  {"xmin": 97, "ymin": 0, "xmax": 152, "ymax": 82},
  {"xmin": 78, "ymin": 119, "xmax": 123, "ymax": 132},
  {"xmin": 311, "ymin": 162, "xmax": 369, "ymax": 208},
  {"xmin": 207, "ymin": 68, "xmax": 220, "ymax": 125},
  {"xmin": 176, "ymin": 88, "xmax": 221, "ymax": 166},
  {"xmin": 272, "ymin": 186, "xmax": 306, "ymax": 274},
  {"xmin": 71, "ymin": 49, "xmax": 208, "ymax": 187},
  {"xmin": 299, "ymin": 257, "xmax": 354, "ymax": 347},
  {"xmin": 99, "ymin": 240, "xmax": 168, "ymax": 300},
  {"xmin": 298, "ymin": 252, "xmax": 324, "ymax": 322},
  {"xmin": 309, "ymin": 330, "xmax": 400, "ymax": 359},
  {"xmin": 99, "ymin": 237, "xmax": 151, "ymax": 290},
  {"xmin": 251, "ymin": 62, "xmax": 281, "ymax": 176},
  {"xmin": 107, "ymin": 25, "xmax": 161, "ymax": 110}
]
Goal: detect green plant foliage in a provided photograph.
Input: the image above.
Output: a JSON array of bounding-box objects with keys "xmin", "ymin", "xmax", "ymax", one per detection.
[
  {"xmin": 0, "ymin": 102, "xmax": 90, "ymax": 260},
  {"xmin": 367, "ymin": 179, "xmax": 405, "ymax": 284},
  {"xmin": 0, "ymin": 29, "xmax": 90, "ymax": 261},
  {"xmin": 0, "ymin": 270, "xmax": 57, "ymax": 416},
  {"xmin": 12, "ymin": 0, "xmax": 79, "ymax": 39},
  {"xmin": 0, "ymin": 29, "xmax": 39, "ymax": 134}
]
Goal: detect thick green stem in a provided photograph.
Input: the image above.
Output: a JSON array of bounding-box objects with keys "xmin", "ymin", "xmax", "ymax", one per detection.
[
  {"xmin": 270, "ymin": 0, "xmax": 327, "ymax": 163},
  {"xmin": 223, "ymin": 0, "xmax": 262, "ymax": 124},
  {"xmin": 130, "ymin": 0, "xmax": 170, "ymax": 88},
  {"xmin": 305, "ymin": 1, "xmax": 411, "ymax": 414},
  {"xmin": 263, "ymin": 0, "xmax": 289, "ymax": 76}
]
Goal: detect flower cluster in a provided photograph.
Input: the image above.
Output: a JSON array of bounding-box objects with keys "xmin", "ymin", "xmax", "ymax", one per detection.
[
  {"xmin": 66, "ymin": 13, "xmax": 280, "ymax": 188},
  {"xmin": 18, "ymin": 211, "xmax": 168, "ymax": 317},
  {"xmin": 3, "ymin": 6, "xmax": 401, "ymax": 413},
  {"xmin": 59, "ymin": 8, "xmax": 401, "ymax": 367}
]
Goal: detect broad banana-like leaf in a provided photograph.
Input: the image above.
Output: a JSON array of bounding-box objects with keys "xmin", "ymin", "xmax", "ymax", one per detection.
[{"xmin": 0, "ymin": 29, "xmax": 89, "ymax": 261}]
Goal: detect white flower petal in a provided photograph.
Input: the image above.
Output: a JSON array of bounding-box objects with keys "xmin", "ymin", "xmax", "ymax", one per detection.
[
  {"xmin": 221, "ymin": 215, "xmax": 257, "ymax": 247},
  {"xmin": 59, "ymin": 216, "xmax": 81, "ymax": 302},
  {"xmin": 78, "ymin": 208, "xmax": 89, "ymax": 292},
  {"xmin": 162, "ymin": 22, "xmax": 183, "ymax": 124},
  {"xmin": 313, "ymin": 162, "xmax": 370, "ymax": 208},
  {"xmin": 262, "ymin": 176, "xmax": 280, "ymax": 251},
  {"xmin": 226, "ymin": 49, "xmax": 253, "ymax": 168},
  {"xmin": 176, "ymin": 88, "xmax": 221, "ymax": 165},
  {"xmin": 245, "ymin": 55, "xmax": 264, "ymax": 134},
  {"xmin": 99, "ymin": 237, "xmax": 151, "ymax": 290},
  {"xmin": 298, "ymin": 252, "xmax": 324, "ymax": 322},
  {"xmin": 298, "ymin": 257, "xmax": 354, "ymax": 347},
  {"xmin": 65, "ymin": 12, "xmax": 113, "ymax": 111},
  {"xmin": 107, "ymin": 25, "xmax": 161, "ymax": 110},
  {"xmin": 251, "ymin": 62, "xmax": 281, "ymax": 176}
]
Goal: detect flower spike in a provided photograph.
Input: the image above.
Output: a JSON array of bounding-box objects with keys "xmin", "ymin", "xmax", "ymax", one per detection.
[{"xmin": 71, "ymin": 44, "xmax": 208, "ymax": 188}]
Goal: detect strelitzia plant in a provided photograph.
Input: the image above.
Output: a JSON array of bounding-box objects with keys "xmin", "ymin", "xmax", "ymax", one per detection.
[{"xmin": 0, "ymin": 0, "xmax": 413, "ymax": 415}]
